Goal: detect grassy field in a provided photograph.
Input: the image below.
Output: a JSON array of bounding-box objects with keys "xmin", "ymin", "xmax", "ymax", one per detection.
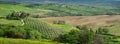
[
  {"xmin": 0, "ymin": 19, "xmax": 22, "ymax": 26},
  {"xmin": 0, "ymin": 4, "xmax": 40, "ymax": 16},
  {"xmin": 0, "ymin": 38, "xmax": 61, "ymax": 44},
  {"xmin": 40, "ymin": 15, "xmax": 120, "ymax": 28},
  {"xmin": 105, "ymin": 25, "xmax": 120, "ymax": 36},
  {"xmin": 0, "ymin": 3, "xmax": 119, "ymax": 17},
  {"xmin": 51, "ymin": 24, "xmax": 79, "ymax": 32},
  {"xmin": 36, "ymin": 4, "xmax": 111, "ymax": 16}
]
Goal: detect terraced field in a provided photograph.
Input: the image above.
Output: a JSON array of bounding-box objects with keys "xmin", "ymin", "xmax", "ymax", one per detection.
[{"xmin": 24, "ymin": 18, "xmax": 65, "ymax": 39}]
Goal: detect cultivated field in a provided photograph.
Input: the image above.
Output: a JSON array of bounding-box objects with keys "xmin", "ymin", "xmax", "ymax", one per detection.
[{"xmin": 40, "ymin": 15, "xmax": 120, "ymax": 28}]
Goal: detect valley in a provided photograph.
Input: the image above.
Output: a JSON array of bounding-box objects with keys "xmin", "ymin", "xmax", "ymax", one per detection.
[{"xmin": 0, "ymin": 0, "xmax": 120, "ymax": 44}]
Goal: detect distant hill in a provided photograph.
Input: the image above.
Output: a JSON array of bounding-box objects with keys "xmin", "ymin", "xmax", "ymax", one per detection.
[
  {"xmin": 0, "ymin": 3, "xmax": 119, "ymax": 17},
  {"xmin": 0, "ymin": 0, "xmax": 120, "ymax": 9}
]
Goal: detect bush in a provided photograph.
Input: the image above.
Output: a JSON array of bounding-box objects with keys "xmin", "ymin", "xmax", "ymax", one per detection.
[
  {"xmin": 56, "ymin": 26, "xmax": 108, "ymax": 44},
  {"xmin": 55, "ymin": 30, "xmax": 80, "ymax": 44},
  {"xmin": 0, "ymin": 24, "xmax": 43, "ymax": 40},
  {"xmin": 55, "ymin": 29, "xmax": 94, "ymax": 44},
  {"xmin": 96, "ymin": 27, "xmax": 109, "ymax": 34},
  {"xmin": 76, "ymin": 25, "xmax": 91, "ymax": 30},
  {"xmin": 53, "ymin": 20, "xmax": 66, "ymax": 25},
  {"xmin": 32, "ymin": 15, "xmax": 46, "ymax": 18},
  {"xmin": 6, "ymin": 11, "xmax": 29, "ymax": 20},
  {"xmin": 0, "ymin": 29, "xmax": 4, "ymax": 36},
  {"xmin": 25, "ymin": 29, "xmax": 43, "ymax": 40},
  {"xmin": 4, "ymin": 31, "xmax": 24, "ymax": 38}
]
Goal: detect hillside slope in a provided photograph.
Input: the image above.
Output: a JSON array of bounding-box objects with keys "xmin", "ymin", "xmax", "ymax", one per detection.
[
  {"xmin": 40, "ymin": 15, "xmax": 120, "ymax": 27},
  {"xmin": 24, "ymin": 18, "xmax": 65, "ymax": 39},
  {"xmin": 0, "ymin": 3, "xmax": 119, "ymax": 17},
  {"xmin": 0, "ymin": 4, "xmax": 39, "ymax": 16}
]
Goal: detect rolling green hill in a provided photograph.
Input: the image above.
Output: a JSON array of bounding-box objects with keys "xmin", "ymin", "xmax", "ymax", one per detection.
[
  {"xmin": 0, "ymin": 3, "xmax": 119, "ymax": 17},
  {"xmin": 0, "ymin": 4, "xmax": 39, "ymax": 16},
  {"xmin": 29, "ymin": 4, "xmax": 119, "ymax": 17},
  {"xmin": 0, "ymin": 2, "xmax": 120, "ymax": 44}
]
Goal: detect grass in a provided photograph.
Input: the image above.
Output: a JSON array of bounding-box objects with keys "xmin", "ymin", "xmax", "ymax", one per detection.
[
  {"xmin": 0, "ymin": 4, "xmax": 39, "ymax": 16},
  {"xmin": 51, "ymin": 24, "xmax": 79, "ymax": 32},
  {"xmin": 109, "ymin": 42, "xmax": 120, "ymax": 44},
  {"xmin": 105, "ymin": 24, "xmax": 120, "ymax": 36},
  {"xmin": 0, "ymin": 38, "xmax": 61, "ymax": 44},
  {"xmin": 116, "ymin": 38, "xmax": 120, "ymax": 42},
  {"xmin": 37, "ymin": 4, "xmax": 109, "ymax": 16},
  {"xmin": 0, "ymin": 19, "xmax": 22, "ymax": 26},
  {"xmin": 0, "ymin": 3, "xmax": 119, "ymax": 17}
]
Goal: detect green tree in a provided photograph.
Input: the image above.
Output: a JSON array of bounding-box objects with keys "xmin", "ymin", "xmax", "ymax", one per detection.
[
  {"xmin": 96, "ymin": 27, "xmax": 109, "ymax": 34},
  {"xmin": 56, "ymin": 25, "xmax": 110, "ymax": 44},
  {"xmin": 53, "ymin": 20, "xmax": 66, "ymax": 25},
  {"xmin": 76, "ymin": 25, "xmax": 90, "ymax": 30},
  {"xmin": 56, "ymin": 29, "xmax": 94, "ymax": 44},
  {"xmin": 6, "ymin": 11, "xmax": 29, "ymax": 20},
  {"xmin": 25, "ymin": 29, "xmax": 42, "ymax": 40},
  {"xmin": 55, "ymin": 30, "xmax": 80, "ymax": 44}
]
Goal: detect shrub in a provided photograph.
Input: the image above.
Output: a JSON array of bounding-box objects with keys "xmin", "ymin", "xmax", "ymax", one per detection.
[
  {"xmin": 56, "ymin": 29, "xmax": 94, "ymax": 44},
  {"xmin": 55, "ymin": 30, "xmax": 80, "ymax": 44},
  {"xmin": 0, "ymin": 29, "xmax": 4, "ymax": 36},
  {"xmin": 6, "ymin": 11, "xmax": 29, "ymax": 20},
  {"xmin": 76, "ymin": 25, "xmax": 91, "ymax": 30},
  {"xmin": 0, "ymin": 24, "xmax": 43, "ymax": 40},
  {"xmin": 25, "ymin": 29, "xmax": 42, "ymax": 40},
  {"xmin": 4, "ymin": 31, "xmax": 16, "ymax": 38},
  {"xmin": 53, "ymin": 20, "xmax": 66, "ymax": 25},
  {"xmin": 56, "ymin": 26, "xmax": 108, "ymax": 44},
  {"xmin": 96, "ymin": 27, "xmax": 109, "ymax": 34},
  {"xmin": 32, "ymin": 15, "xmax": 46, "ymax": 18}
]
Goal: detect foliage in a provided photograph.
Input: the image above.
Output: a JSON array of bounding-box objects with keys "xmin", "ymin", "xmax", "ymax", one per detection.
[
  {"xmin": 6, "ymin": 11, "xmax": 29, "ymax": 20},
  {"xmin": 76, "ymin": 25, "xmax": 91, "ymax": 30},
  {"xmin": 96, "ymin": 27, "xmax": 109, "ymax": 34},
  {"xmin": 55, "ymin": 28, "xmax": 94, "ymax": 44},
  {"xmin": 53, "ymin": 20, "xmax": 66, "ymax": 25},
  {"xmin": 55, "ymin": 30, "xmax": 80, "ymax": 44},
  {"xmin": 0, "ymin": 24, "xmax": 43, "ymax": 40},
  {"xmin": 55, "ymin": 25, "xmax": 111, "ymax": 44},
  {"xmin": 32, "ymin": 15, "xmax": 46, "ymax": 18}
]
